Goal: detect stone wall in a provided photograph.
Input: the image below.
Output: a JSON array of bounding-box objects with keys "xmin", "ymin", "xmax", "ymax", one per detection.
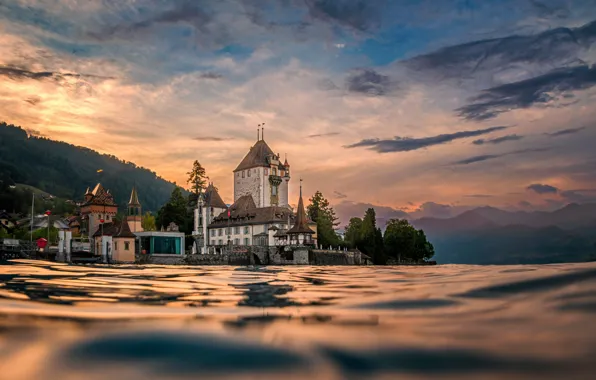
[
  {"xmin": 234, "ymin": 167, "xmax": 262, "ymax": 206},
  {"xmin": 310, "ymin": 250, "xmax": 360, "ymax": 265}
]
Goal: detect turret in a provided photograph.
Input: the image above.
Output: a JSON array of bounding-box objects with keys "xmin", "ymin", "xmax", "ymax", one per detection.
[{"xmin": 127, "ymin": 186, "xmax": 143, "ymax": 233}]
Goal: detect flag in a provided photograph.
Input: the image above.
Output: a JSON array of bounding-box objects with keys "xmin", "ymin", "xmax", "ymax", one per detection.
[
  {"xmin": 44, "ymin": 210, "xmax": 51, "ymax": 216},
  {"xmin": 227, "ymin": 209, "xmax": 231, "ymax": 218}
]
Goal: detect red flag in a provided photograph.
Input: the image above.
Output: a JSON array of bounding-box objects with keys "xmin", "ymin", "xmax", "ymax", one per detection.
[
  {"xmin": 227, "ymin": 209, "xmax": 231, "ymax": 218},
  {"xmin": 44, "ymin": 210, "xmax": 51, "ymax": 216}
]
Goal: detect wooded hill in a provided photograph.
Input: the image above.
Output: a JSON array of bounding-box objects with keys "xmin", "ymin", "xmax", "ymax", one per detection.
[{"xmin": 0, "ymin": 122, "xmax": 179, "ymax": 213}]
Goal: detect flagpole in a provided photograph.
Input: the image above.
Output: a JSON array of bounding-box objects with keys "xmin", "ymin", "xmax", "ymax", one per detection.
[{"xmin": 30, "ymin": 193, "xmax": 34, "ymax": 245}]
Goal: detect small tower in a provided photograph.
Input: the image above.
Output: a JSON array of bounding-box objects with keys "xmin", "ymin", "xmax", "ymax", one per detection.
[
  {"xmin": 127, "ymin": 186, "xmax": 143, "ymax": 233},
  {"xmin": 286, "ymin": 179, "xmax": 315, "ymax": 246}
]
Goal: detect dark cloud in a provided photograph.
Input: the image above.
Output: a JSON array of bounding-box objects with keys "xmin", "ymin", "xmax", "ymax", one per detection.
[
  {"xmin": 518, "ymin": 200, "xmax": 533, "ymax": 208},
  {"xmin": 317, "ymin": 78, "xmax": 340, "ymax": 91},
  {"xmin": 545, "ymin": 126, "xmax": 586, "ymax": 137},
  {"xmin": 193, "ymin": 136, "xmax": 232, "ymax": 142},
  {"xmin": 452, "ymin": 148, "xmax": 549, "ymax": 165},
  {"xmin": 527, "ymin": 183, "xmax": 559, "ymax": 194},
  {"xmin": 473, "ymin": 134, "xmax": 524, "ymax": 145},
  {"xmin": 0, "ymin": 66, "xmax": 113, "ymax": 82},
  {"xmin": 200, "ymin": 72, "xmax": 223, "ymax": 80},
  {"xmin": 345, "ymin": 68, "xmax": 393, "ymax": 96},
  {"xmin": 308, "ymin": 132, "xmax": 340, "ymax": 138},
  {"xmin": 457, "ymin": 65, "xmax": 596, "ymax": 121},
  {"xmin": 24, "ymin": 96, "xmax": 41, "ymax": 106},
  {"xmin": 333, "ymin": 190, "xmax": 347, "ymax": 199},
  {"xmin": 560, "ymin": 189, "xmax": 596, "ymax": 203},
  {"xmin": 404, "ymin": 19, "xmax": 596, "ymax": 84},
  {"xmin": 304, "ymin": 0, "xmax": 383, "ymax": 32},
  {"xmin": 346, "ymin": 126, "xmax": 507, "ymax": 153}
]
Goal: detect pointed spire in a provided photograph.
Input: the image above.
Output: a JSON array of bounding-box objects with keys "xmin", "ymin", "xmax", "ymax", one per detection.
[
  {"xmin": 129, "ymin": 186, "xmax": 140, "ymax": 206},
  {"xmin": 287, "ymin": 178, "xmax": 313, "ymax": 235}
]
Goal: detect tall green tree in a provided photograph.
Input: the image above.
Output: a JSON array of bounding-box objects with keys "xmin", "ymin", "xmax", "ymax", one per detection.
[
  {"xmin": 307, "ymin": 191, "xmax": 339, "ymax": 226},
  {"xmin": 157, "ymin": 187, "xmax": 188, "ymax": 230},
  {"xmin": 187, "ymin": 160, "xmax": 208, "ymax": 202},
  {"xmin": 142, "ymin": 211, "xmax": 156, "ymax": 231},
  {"xmin": 359, "ymin": 208, "xmax": 384, "ymax": 264},
  {"xmin": 383, "ymin": 218, "xmax": 434, "ymax": 263},
  {"xmin": 344, "ymin": 217, "xmax": 363, "ymax": 248}
]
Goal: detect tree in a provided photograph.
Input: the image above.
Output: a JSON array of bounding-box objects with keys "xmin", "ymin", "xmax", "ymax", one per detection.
[
  {"xmin": 360, "ymin": 208, "xmax": 384, "ymax": 264},
  {"xmin": 344, "ymin": 217, "xmax": 363, "ymax": 248},
  {"xmin": 307, "ymin": 191, "xmax": 339, "ymax": 226},
  {"xmin": 187, "ymin": 160, "xmax": 208, "ymax": 199},
  {"xmin": 142, "ymin": 211, "xmax": 156, "ymax": 231},
  {"xmin": 383, "ymin": 219, "xmax": 434, "ymax": 263},
  {"xmin": 156, "ymin": 187, "xmax": 188, "ymax": 230},
  {"xmin": 316, "ymin": 212, "xmax": 341, "ymax": 248}
]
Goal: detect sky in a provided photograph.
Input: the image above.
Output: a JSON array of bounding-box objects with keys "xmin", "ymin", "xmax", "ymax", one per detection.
[{"xmin": 1, "ymin": 0, "xmax": 596, "ymax": 224}]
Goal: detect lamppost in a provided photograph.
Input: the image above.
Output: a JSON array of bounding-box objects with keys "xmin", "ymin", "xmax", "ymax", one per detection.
[
  {"xmin": 227, "ymin": 206, "xmax": 231, "ymax": 248},
  {"xmin": 45, "ymin": 210, "xmax": 51, "ymax": 245},
  {"xmin": 100, "ymin": 217, "xmax": 104, "ymax": 262}
]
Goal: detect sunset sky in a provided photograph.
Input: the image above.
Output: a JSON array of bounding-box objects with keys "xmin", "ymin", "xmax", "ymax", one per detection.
[{"xmin": 1, "ymin": 0, "xmax": 596, "ymax": 222}]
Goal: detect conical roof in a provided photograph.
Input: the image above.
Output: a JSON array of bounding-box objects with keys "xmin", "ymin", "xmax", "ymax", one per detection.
[
  {"xmin": 204, "ymin": 183, "xmax": 227, "ymax": 209},
  {"xmin": 129, "ymin": 186, "xmax": 140, "ymax": 206},
  {"xmin": 234, "ymin": 140, "xmax": 275, "ymax": 172},
  {"xmin": 287, "ymin": 181, "xmax": 314, "ymax": 235}
]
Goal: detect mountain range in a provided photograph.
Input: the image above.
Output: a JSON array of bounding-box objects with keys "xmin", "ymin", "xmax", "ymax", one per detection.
[{"xmin": 410, "ymin": 204, "xmax": 596, "ymax": 264}]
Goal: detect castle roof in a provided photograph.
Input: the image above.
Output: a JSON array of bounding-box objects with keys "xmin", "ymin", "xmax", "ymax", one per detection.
[
  {"xmin": 286, "ymin": 183, "xmax": 315, "ymax": 235},
  {"xmin": 209, "ymin": 194, "xmax": 294, "ymax": 228},
  {"xmin": 92, "ymin": 218, "xmax": 135, "ymax": 238},
  {"xmin": 128, "ymin": 186, "xmax": 140, "ymax": 206},
  {"xmin": 204, "ymin": 183, "xmax": 227, "ymax": 209},
  {"xmin": 83, "ymin": 183, "xmax": 117, "ymax": 207},
  {"xmin": 234, "ymin": 140, "xmax": 275, "ymax": 172}
]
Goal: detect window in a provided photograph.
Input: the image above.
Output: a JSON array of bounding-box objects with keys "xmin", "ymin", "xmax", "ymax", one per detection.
[
  {"xmin": 273, "ymin": 167, "xmax": 277, "ymax": 176},
  {"xmin": 234, "ymin": 226, "xmax": 240, "ymax": 234},
  {"xmin": 218, "ymin": 229, "xmax": 223, "ymax": 236},
  {"xmin": 237, "ymin": 172, "xmax": 240, "ymax": 177},
  {"xmin": 225, "ymin": 227, "xmax": 230, "ymax": 235},
  {"xmin": 247, "ymin": 170, "xmax": 251, "ymax": 177},
  {"xmin": 210, "ymin": 229, "xmax": 215, "ymax": 237},
  {"xmin": 114, "ymin": 241, "xmax": 118, "ymax": 251},
  {"xmin": 124, "ymin": 242, "xmax": 130, "ymax": 251},
  {"xmin": 106, "ymin": 215, "xmax": 110, "ymax": 220},
  {"xmin": 234, "ymin": 238, "xmax": 240, "ymax": 245},
  {"xmin": 242, "ymin": 170, "xmax": 245, "ymax": 178},
  {"xmin": 244, "ymin": 238, "xmax": 250, "ymax": 245},
  {"xmin": 264, "ymin": 168, "xmax": 268, "ymax": 175},
  {"xmin": 218, "ymin": 239, "xmax": 223, "ymax": 245},
  {"xmin": 211, "ymin": 240, "xmax": 215, "ymax": 245},
  {"xmin": 244, "ymin": 226, "xmax": 249, "ymax": 234},
  {"xmin": 272, "ymin": 186, "xmax": 277, "ymax": 196}
]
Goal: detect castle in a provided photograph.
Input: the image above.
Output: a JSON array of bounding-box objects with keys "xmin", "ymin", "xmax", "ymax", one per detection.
[{"xmin": 193, "ymin": 132, "xmax": 316, "ymax": 254}]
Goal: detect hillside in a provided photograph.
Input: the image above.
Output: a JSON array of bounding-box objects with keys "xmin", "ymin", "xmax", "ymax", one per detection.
[{"xmin": 0, "ymin": 122, "xmax": 179, "ymax": 212}]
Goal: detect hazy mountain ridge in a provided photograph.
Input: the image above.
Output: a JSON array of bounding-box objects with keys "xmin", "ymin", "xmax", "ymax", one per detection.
[{"xmin": 410, "ymin": 203, "xmax": 596, "ymax": 264}]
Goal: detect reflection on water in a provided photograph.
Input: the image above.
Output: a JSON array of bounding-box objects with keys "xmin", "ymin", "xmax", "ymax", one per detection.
[{"xmin": 1, "ymin": 259, "xmax": 596, "ymax": 379}]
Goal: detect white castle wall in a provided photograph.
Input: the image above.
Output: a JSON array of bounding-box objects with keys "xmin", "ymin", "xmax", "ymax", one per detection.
[{"xmin": 234, "ymin": 167, "xmax": 263, "ymax": 207}]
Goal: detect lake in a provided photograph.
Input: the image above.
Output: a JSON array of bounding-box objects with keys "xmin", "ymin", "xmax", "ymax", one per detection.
[{"xmin": 1, "ymin": 259, "xmax": 595, "ymax": 379}]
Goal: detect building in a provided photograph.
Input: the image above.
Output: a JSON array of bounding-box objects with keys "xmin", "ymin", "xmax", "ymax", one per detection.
[
  {"xmin": 92, "ymin": 217, "xmax": 136, "ymax": 262},
  {"xmin": 81, "ymin": 183, "xmax": 118, "ymax": 241},
  {"xmin": 193, "ymin": 133, "xmax": 316, "ymax": 253}
]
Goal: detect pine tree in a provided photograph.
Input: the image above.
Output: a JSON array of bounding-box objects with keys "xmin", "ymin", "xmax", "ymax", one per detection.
[{"xmin": 186, "ymin": 160, "xmax": 208, "ymax": 198}]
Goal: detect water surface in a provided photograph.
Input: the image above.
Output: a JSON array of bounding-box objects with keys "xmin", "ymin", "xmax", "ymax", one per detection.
[{"xmin": 1, "ymin": 260, "xmax": 595, "ymax": 379}]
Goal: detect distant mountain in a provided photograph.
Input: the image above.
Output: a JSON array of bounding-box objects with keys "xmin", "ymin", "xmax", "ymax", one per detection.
[
  {"xmin": 0, "ymin": 122, "xmax": 179, "ymax": 212},
  {"xmin": 410, "ymin": 204, "xmax": 596, "ymax": 264}
]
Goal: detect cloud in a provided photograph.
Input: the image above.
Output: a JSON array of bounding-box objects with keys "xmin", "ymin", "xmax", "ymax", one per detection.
[
  {"xmin": 456, "ymin": 65, "xmax": 596, "ymax": 120},
  {"xmin": 333, "ymin": 190, "xmax": 347, "ymax": 199},
  {"xmin": 200, "ymin": 72, "xmax": 223, "ymax": 80},
  {"xmin": 545, "ymin": 126, "xmax": 587, "ymax": 137},
  {"xmin": 308, "ymin": 132, "xmax": 340, "ymax": 138},
  {"xmin": 526, "ymin": 183, "xmax": 559, "ymax": 194},
  {"xmin": 304, "ymin": 0, "xmax": 382, "ymax": 32},
  {"xmin": 345, "ymin": 68, "xmax": 393, "ymax": 96},
  {"xmin": 346, "ymin": 126, "xmax": 507, "ymax": 153},
  {"xmin": 453, "ymin": 148, "xmax": 550, "ymax": 165},
  {"xmin": 24, "ymin": 96, "xmax": 41, "ymax": 106},
  {"xmin": 464, "ymin": 194, "xmax": 494, "ymax": 198},
  {"xmin": 403, "ymin": 19, "xmax": 596, "ymax": 86},
  {"xmin": 560, "ymin": 189, "xmax": 596, "ymax": 203},
  {"xmin": 333, "ymin": 200, "xmax": 409, "ymax": 228},
  {"xmin": 193, "ymin": 136, "xmax": 232, "ymax": 142},
  {"xmin": 473, "ymin": 134, "xmax": 524, "ymax": 145},
  {"xmin": 0, "ymin": 66, "xmax": 113, "ymax": 82}
]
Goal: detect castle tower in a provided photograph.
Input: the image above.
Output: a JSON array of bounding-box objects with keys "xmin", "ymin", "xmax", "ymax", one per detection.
[
  {"xmin": 127, "ymin": 186, "xmax": 143, "ymax": 233},
  {"xmin": 233, "ymin": 130, "xmax": 290, "ymax": 208}
]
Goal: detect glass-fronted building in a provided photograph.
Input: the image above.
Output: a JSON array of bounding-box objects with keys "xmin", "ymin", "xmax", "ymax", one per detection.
[{"xmin": 135, "ymin": 231, "xmax": 185, "ymax": 255}]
